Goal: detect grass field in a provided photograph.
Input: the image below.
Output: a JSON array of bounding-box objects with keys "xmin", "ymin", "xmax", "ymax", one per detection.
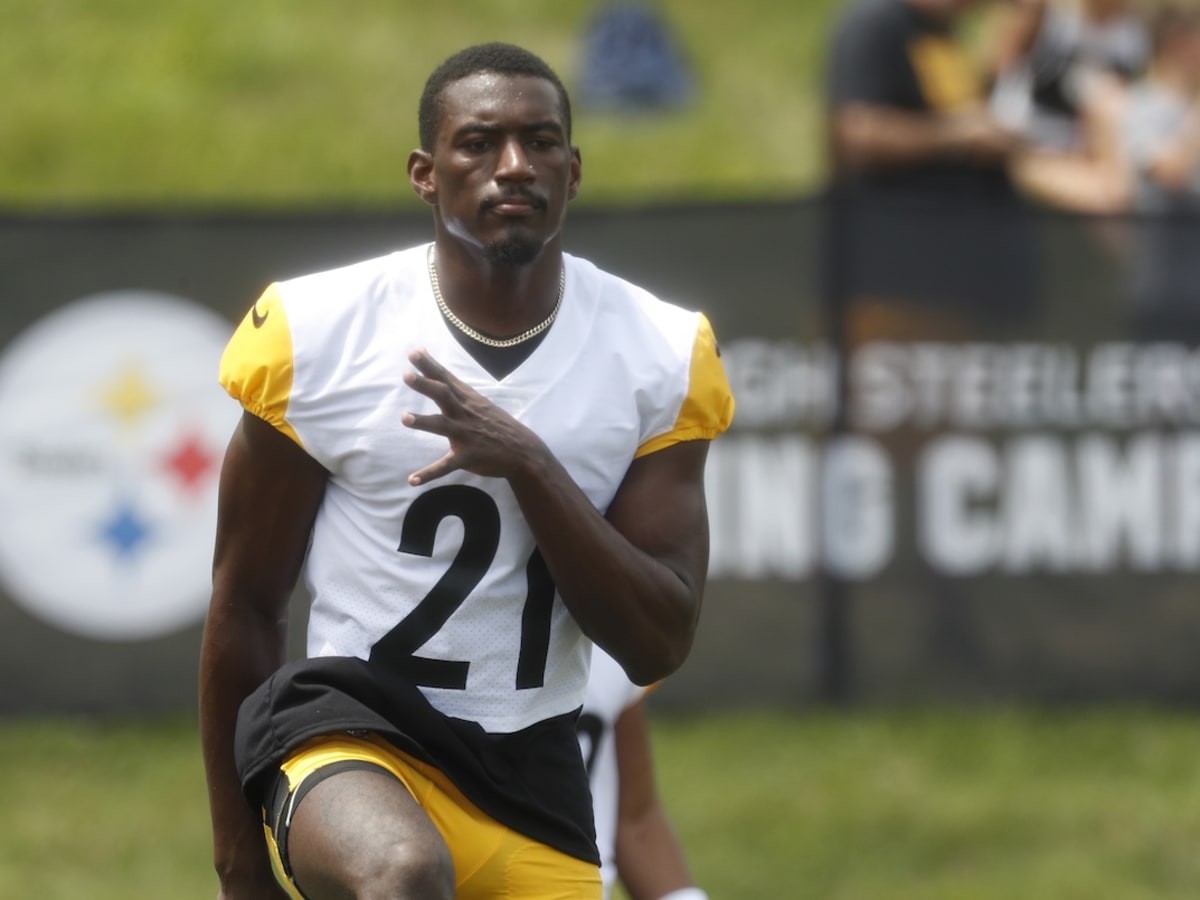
[
  {"xmin": 3, "ymin": 708, "xmax": 1200, "ymax": 900},
  {"xmin": 0, "ymin": 0, "xmax": 835, "ymax": 209}
]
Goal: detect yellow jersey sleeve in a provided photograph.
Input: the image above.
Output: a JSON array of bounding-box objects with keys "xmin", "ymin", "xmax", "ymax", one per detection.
[
  {"xmin": 217, "ymin": 284, "xmax": 303, "ymax": 447},
  {"xmin": 635, "ymin": 313, "xmax": 735, "ymax": 458}
]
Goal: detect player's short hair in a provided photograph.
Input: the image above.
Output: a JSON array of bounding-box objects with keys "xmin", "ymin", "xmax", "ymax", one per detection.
[{"xmin": 418, "ymin": 42, "xmax": 573, "ymax": 151}]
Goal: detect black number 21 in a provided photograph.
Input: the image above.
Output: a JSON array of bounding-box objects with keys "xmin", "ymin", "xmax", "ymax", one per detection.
[{"xmin": 369, "ymin": 485, "xmax": 556, "ymax": 691}]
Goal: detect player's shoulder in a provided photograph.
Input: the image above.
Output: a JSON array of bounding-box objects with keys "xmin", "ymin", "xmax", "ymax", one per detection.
[
  {"xmin": 566, "ymin": 252, "xmax": 681, "ymax": 310},
  {"xmin": 565, "ymin": 252, "xmax": 703, "ymax": 344},
  {"xmin": 273, "ymin": 244, "xmax": 424, "ymax": 311}
]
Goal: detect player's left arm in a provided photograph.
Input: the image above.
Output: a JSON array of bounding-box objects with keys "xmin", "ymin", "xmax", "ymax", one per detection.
[
  {"xmin": 572, "ymin": 438, "xmax": 712, "ymax": 685},
  {"xmin": 402, "ymin": 347, "xmax": 724, "ymax": 685}
]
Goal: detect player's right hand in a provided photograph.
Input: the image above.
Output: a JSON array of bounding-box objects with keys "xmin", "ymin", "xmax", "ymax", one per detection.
[{"xmin": 401, "ymin": 347, "xmax": 547, "ymax": 487}]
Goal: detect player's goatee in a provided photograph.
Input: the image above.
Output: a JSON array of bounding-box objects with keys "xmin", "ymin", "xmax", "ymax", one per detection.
[{"xmin": 484, "ymin": 236, "xmax": 541, "ymax": 267}]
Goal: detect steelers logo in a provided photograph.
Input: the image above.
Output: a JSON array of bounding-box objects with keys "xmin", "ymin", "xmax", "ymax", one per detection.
[{"xmin": 0, "ymin": 291, "xmax": 237, "ymax": 640}]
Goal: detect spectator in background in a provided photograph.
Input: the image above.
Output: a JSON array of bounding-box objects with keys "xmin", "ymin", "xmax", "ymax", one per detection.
[
  {"xmin": 824, "ymin": 0, "xmax": 1039, "ymax": 675},
  {"xmin": 990, "ymin": 0, "xmax": 1150, "ymax": 151},
  {"xmin": 989, "ymin": 0, "xmax": 1150, "ymax": 213},
  {"xmin": 576, "ymin": 2, "xmax": 694, "ymax": 113},
  {"xmin": 578, "ymin": 645, "xmax": 707, "ymax": 900},
  {"xmin": 826, "ymin": 0, "xmax": 1039, "ymax": 345},
  {"xmin": 1122, "ymin": 3, "xmax": 1200, "ymax": 341}
]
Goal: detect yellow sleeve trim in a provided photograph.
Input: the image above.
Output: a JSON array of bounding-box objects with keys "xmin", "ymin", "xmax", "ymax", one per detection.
[
  {"xmin": 218, "ymin": 284, "xmax": 303, "ymax": 447},
  {"xmin": 635, "ymin": 313, "xmax": 735, "ymax": 459},
  {"xmin": 908, "ymin": 35, "xmax": 981, "ymax": 112}
]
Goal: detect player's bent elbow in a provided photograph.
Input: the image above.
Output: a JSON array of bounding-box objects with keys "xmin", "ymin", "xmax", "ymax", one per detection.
[{"xmin": 622, "ymin": 631, "xmax": 694, "ymax": 687}]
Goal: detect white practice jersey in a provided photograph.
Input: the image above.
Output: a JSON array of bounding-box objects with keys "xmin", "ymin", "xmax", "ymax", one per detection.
[
  {"xmin": 219, "ymin": 244, "xmax": 733, "ymax": 735},
  {"xmin": 579, "ymin": 645, "xmax": 647, "ymax": 899}
]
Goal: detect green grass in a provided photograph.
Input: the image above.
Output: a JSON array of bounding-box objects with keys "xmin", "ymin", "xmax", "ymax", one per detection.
[
  {"xmin": 3, "ymin": 709, "xmax": 1200, "ymax": 899},
  {"xmin": 0, "ymin": 0, "xmax": 835, "ymax": 209},
  {"xmin": 0, "ymin": 717, "xmax": 213, "ymax": 899},
  {"xmin": 648, "ymin": 709, "xmax": 1200, "ymax": 900}
]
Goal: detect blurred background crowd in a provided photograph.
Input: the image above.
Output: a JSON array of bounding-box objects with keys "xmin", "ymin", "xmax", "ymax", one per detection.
[{"xmin": 826, "ymin": 0, "xmax": 1200, "ymax": 342}]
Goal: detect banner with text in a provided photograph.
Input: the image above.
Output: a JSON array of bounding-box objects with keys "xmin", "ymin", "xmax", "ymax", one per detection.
[{"xmin": 0, "ymin": 201, "xmax": 1196, "ymax": 712}]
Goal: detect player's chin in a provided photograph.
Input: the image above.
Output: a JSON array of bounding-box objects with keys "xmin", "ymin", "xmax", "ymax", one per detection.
[{"xmin": 482, "ymin": 234, "xmax": 543, "ymax": 267}]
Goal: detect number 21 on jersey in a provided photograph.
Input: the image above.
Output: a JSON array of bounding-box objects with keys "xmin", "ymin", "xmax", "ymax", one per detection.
[{"xmin": 369, "ymin": 484, "xmax": 556, "ymax": 691}]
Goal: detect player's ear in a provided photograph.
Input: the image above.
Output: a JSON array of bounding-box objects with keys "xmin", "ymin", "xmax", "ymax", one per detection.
[
  {"xmin": 408, "ymin": 149, "xmax": 437, "ymax": 206},
  {"xmin": 568, "ymin": 146, "xmax": 582, "ymax": 201}
]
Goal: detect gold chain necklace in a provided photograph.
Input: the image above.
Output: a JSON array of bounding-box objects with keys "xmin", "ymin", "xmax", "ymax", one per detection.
[{"xmin": 428, "ymin": 245, "xmax": 565, "ymax": 349}]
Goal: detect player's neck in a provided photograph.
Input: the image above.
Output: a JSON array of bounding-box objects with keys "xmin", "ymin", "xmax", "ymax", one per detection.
[{"xmin": 430, "ymin": 240, "xmax": 565, "ymax": 338}]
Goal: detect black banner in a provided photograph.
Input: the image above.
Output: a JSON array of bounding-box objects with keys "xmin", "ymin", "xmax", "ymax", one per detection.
[{"xmin": 1, "ymin": 200, "xmax": 1197, "ymax": 713}]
